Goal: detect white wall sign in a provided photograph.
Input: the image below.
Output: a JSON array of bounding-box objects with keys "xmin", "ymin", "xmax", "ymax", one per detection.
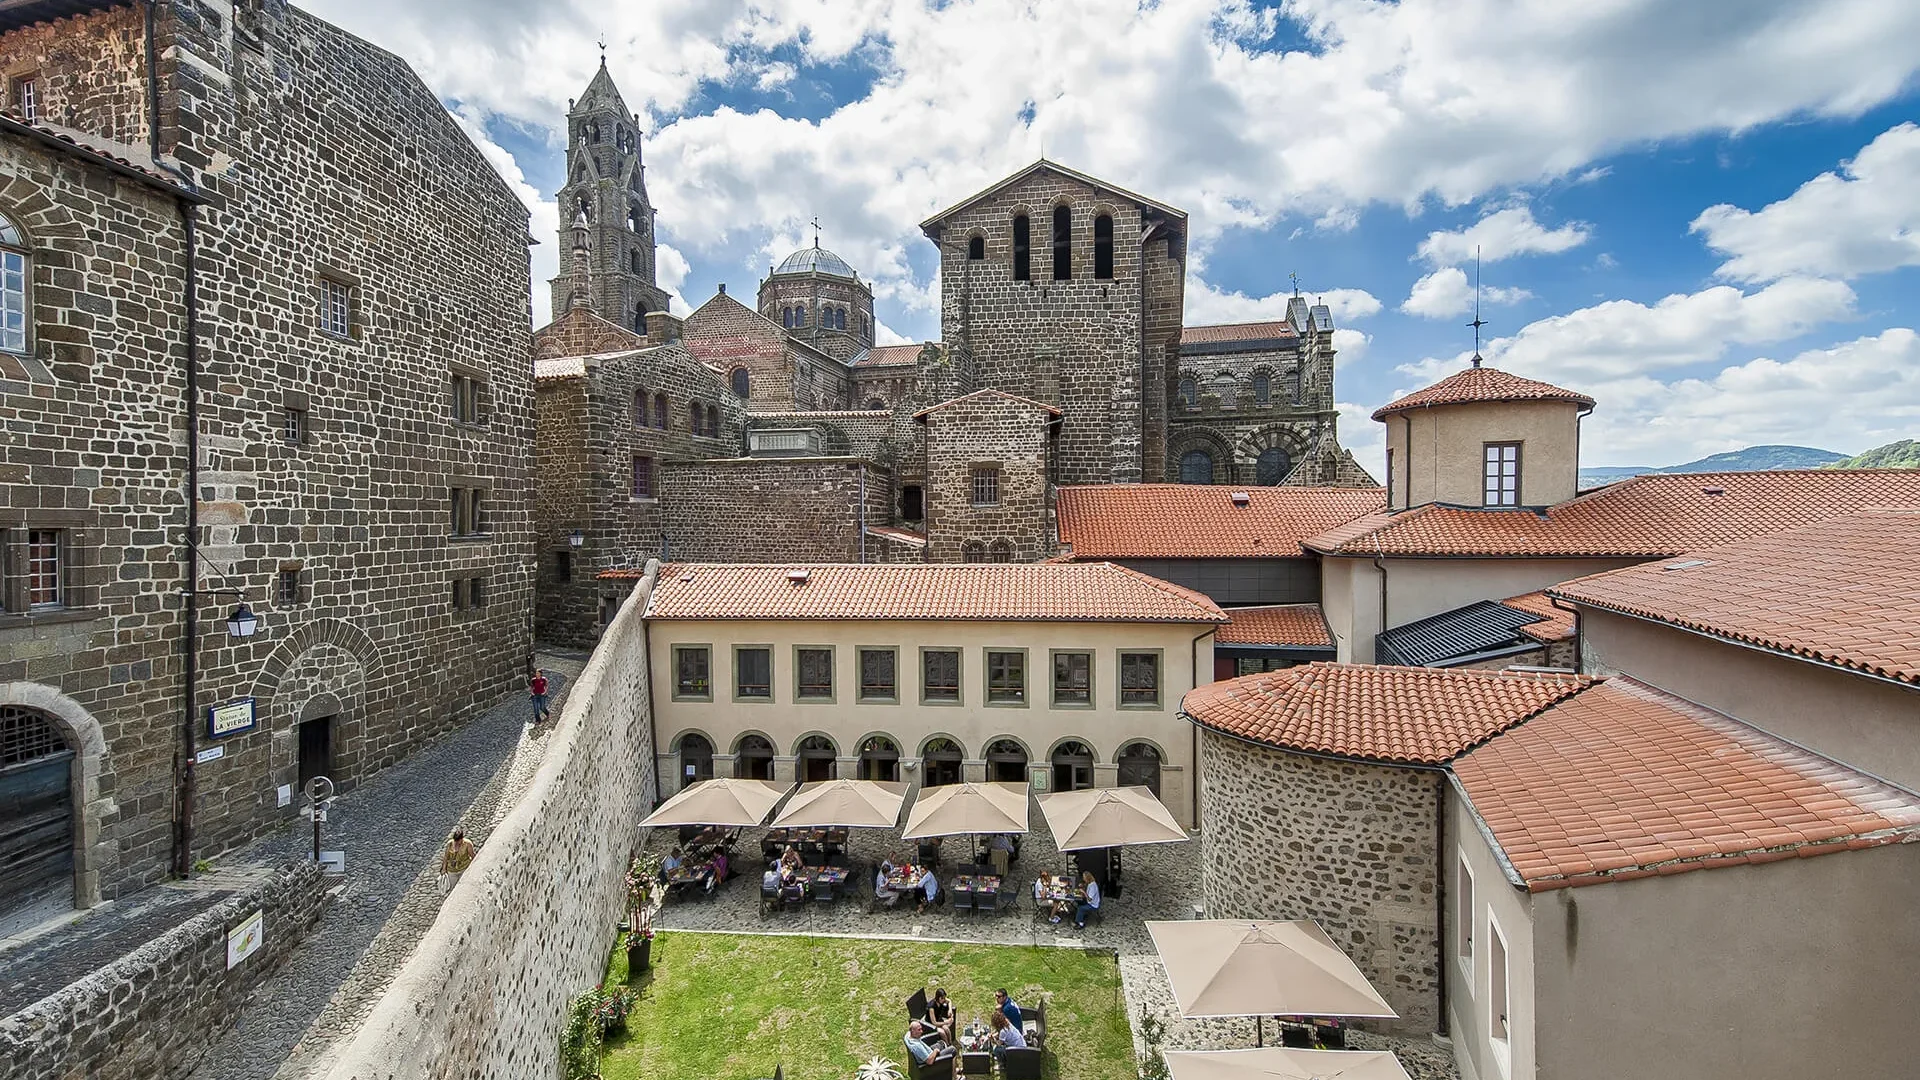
[
  {"xmin": 277, "ymin": 785, "xmax": 292, "ymax": 808},
  {"xmin": 226, "ymin": 909, "xmax": 265, "ymax": 970},
  {"xmin": 195, "ymin": 745, "xmax": 225, "ymax": 765}
]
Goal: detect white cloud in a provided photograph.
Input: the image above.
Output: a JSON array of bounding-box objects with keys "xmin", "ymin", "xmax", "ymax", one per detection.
[
  {"xmin": 1335, "ymin": 400, "xmax": 1388, "ymax": 481},
  {"xmin": 1416, "ymin": 206, "xmax": 1591, "ymax": 266},
  {"xmin": 1691, "ymin": 121, "xmax": 1920, "ymax": 283},
  {"xmin": 1399, "ymin": 267, "xmax": 1532, "ymax": 318},
  {"xmin": 1182, "ymin": 277, "xmax": 1380, "ymax": 327},
  {"xmin": 1331, "ymin": 328, "xmax": 1370, "ymax": 369},
  {"xmin": 656, "ymin": 244, "xmax": 694, "ymax": 316},
  {"xmin": 874, "ymin": 320, "xmax": 915, "ymax": 346}
]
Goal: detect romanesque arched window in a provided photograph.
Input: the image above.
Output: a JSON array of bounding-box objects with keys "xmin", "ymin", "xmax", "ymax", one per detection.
[
  {"xmin": 1093, "ymin": 213, "xmax": 1113, "ymax": 280},
  {"xmin": 1012, "ymin": 213, "xmax": 1030, "ymax": 282},
  {"xmin": 1257, "ymin": 447, "xmax": 1292, "ymax": 486},
  {"xmin": 633, "ymin": 302, "xmax": 648, "ymax": 333},
  {"xmin": 689, "ymin": 402, "xmax": 703, "ymax": 435},
  {"xmin": 794, "ymin": 306, "xmax": 807, "ymax": 327},
  {"xmin": 1252, "ymin": 372, "xmax": 1271, "ymax": 405},
  {"xmin": 653, "ymin": 392, "xmax": 668, "ymax": 429},
  {"xmin": 630, "ymin": 249, "xmax": 643, "ymax": 274},
  {"xmin": 0, "ymin": 212, "xmax": 28, "ymax": 354},
  {"xmin": 1180, "ymin": 450, "xmax": 1213, "ymax": 485},
  {"xmin": 967, "ymin": 234, "xmax": 984, "ymax": 261},
  {"xmin": 628, "ymin": 205, "xmax": 644, "ymax": 233},
  {"xmin": 1051, "ymin": 204, "xmax": 1072, "ymax": 280},
  {"xmin": 1177, "ymin": 377, "xmax": 1197, "ymax": 408},
  {"xmin": 633, "ymin": 388, "xmax": 648, "ymax": 429},
  {"xmin": 988, "ymin": 540, "xmax": 1014, "ymax": 564},
  {"xmin": 731, "ymin": 368, "xmax": 749, "ymax": 399},
  {"xmin": 961, "ymin": 540, "xmax": 987, "ymax": 563}
]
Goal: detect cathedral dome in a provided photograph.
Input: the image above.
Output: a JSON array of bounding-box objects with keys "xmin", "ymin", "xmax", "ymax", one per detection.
[{"xmin": 773, "ymin": 244, "xmax": 858, "ymax": 280}]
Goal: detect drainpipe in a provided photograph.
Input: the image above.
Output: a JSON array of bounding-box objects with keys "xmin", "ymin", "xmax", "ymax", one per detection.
[
  {"xmin": 1372, "ymin": 541, "xmax": 1389, "ymax": 662},
  {"xmin": 1434, "ymin": 774, "xmax": 1450, "ymax": 1037},
  {"xmin": 1187, "ymin": 626, "xmax": 1214, "ymax": 827},
  {"xmin": 1574, "ymin": 402, "xmax": 1594, "ymax": 493},
  {"xmin": 855, "ymin": 462, "xmax": 867, "ymax": 563},
  {"xmin": 148, "ymin": 0, "xmax": 208, "ymax": 880}
]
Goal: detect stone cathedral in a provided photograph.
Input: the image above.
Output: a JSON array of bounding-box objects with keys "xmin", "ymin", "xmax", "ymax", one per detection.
[{"xmin": 532, "ymin": 63, "xmax": 1374, "ymax": 644}]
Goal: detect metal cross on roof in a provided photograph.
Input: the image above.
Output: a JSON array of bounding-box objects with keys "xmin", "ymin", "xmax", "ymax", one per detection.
[
  {"xmin": 810, "ymin": 215, "xmax": 821, "ymax": 248},
  {"xmin": 1467, "ymin": 247, "xmax": 1487, "ymax": 367}
]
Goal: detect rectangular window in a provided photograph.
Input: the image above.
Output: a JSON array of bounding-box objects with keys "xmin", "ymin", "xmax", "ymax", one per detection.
[
  {"xmin": 635, "ymin": 453, "xmax": 656, "ymax": 497},
  {"xmin": 467, "ymin": 576, "xmax": 486, "ymax": 609},
  {"xmin": 673, "ymin": 645, "xmax": 711, "ymax": 700},
  {"xmin": 11, "ymin": 74, "xmax": 38, "ymax": 122},
  {"xmin": 26, "ymin": 529, "xmax": 60, "ymax": 609},
  {"xmin": 734, "ymin": 646, "xmax": 771, "ymax": 700},
  {"xmin": 1119, "ymin": 652, "xmax": 1161, "ymax": 707},
  {"xmin": 451, "ymin": 372, "xmax": 485, "ymax": 424},
  {"xmin": 449, "ymin": 487, "xmax": 487, "ymax": 537},
  {"xmin": 318, "ymin": 276, "xmax": 351, "ymax": 337},
  {"xmin": 1457, "ymin": 854, "xmax": 1476, "ymax": 985},
  {"xmin": 858, "ymin": 647, "xmax": 897, "ymax": 702},
  {"xmin": 795, "ymin": 646, "xmax": 834, "ymax": 700},
  {"xmin": 922, "ymin": 648, "xmax": 960, "ymax": 703},
  {"xmin": 1489, "ymin": 915, "xmax": 1511, "ymax": 1060},
  {"xmin": 1483, "ymin": 442, "xmax": 1521, "ymax": 507},
  {"xmin": 282, "ymin": 406, "xmax": 306, "ymax": 445},
  {"xmin": 1052, "ymin": 651, "xmax": 1091, "ymax": 706},
  {"xmin": 986, "ymin": 650, "xmax": 1025, "ymax": 704},
  {"xmin": 1, "ymin": 248, "xmax": 27, "ymax": 353},
  {"xmin": 449, "ymin": 577, "xmax": 467, "ymax": 610},
  {"xmin": 1012, "ymin": 214, "xmax": 1030, "ymax": 281},
  {"xmin": 277, "ymin": 568, "xmax": 301, "ymax": 605},
  {"xmin": 970, "ymin": 466, "xmax": 1000, "ymax": 507},
  {"xmin": 554, "ymin": 549, "xmax": 571, "ymax": 583}
]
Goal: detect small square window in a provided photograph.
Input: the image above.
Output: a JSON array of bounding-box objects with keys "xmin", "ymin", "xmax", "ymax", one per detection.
[
  {"xmin": 26, "ymin": 528, "xmax": 61, "ymax": 609},
  {"xmin": 971, "ymin": 466, "xmax": 1001, "ymax": 507},
  {"xmin": 283, "ymin": 406, "xmax": 307, "ymax": 445},
  {"xmin": 674, "ymin": 646, "xmax": 711, "ymax": 699},
  {"xmin": 451, "ymin": 372, "xmax": 485, "ymax": 424},
  {"xmin": 467, "ymin": 576, "xmax": 486, "ymax": 608},
  {"xmin": 450, "ymin": 487, "xmax": 487, "ymax": 537},
  {"xmin": 318, "ymin": 277, "xmax": 352, "ymax": 337},
  {"xmin": 986, "ymin": 650, "xmax": 1025, "ymax": 704},
  {"xmin": 11, "ymin": 74, "xmax": 39, "ymax": 123},
  {"xmin": 735, "ymin": 646, "xmax": 772, "ymax": 700},
  {"xmin": 1052, "ymin": 651, "xmax": 1091, "ymax": 706},
  {"xmin": 276, "ymin": 568, "xmax": 301, "ymax": 605}
]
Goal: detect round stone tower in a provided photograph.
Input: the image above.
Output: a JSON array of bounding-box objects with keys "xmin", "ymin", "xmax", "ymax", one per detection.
[{"xmin": 758, "ymin": 242, "xmax": 875, "ymax": 363}]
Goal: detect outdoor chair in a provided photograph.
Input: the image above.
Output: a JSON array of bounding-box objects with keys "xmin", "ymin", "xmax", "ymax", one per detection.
[
  {"xmin": 909, "ymin": 1052, "xmax": 956, "ymax": 1080},
  {"xmin": 1280, "ymin": 1021, "xmax": 1314, "ymax": 1048},
  {"xmin": 759, "ymin": 876, "xmax": 778, "ymax": 916},
  {"xmin": 974, "ymin": 886, "xmax": 998, "ymax": 916},
  {"xmin": 999, "ymin": 1047, "xmax": 1043, "ymax": 1079},
  {"xmin": 1024, "ymin": 999, "xmax": 1047, "ymax": 1049},
  {"xmin": 960, "ymin": 1050, "xmax": 992, "ymax": 1075},
  {"xmin": 995, "ymin": 885, "xmax": 1017, "ymax": 915},
  {"xmin": 952, "ymin": 888, "xmax": 973, "ymax": 916},
  {"xmin": 905, "ymin": 988, "xmax": 931, "ymax": 1024},
  {"xmin": 917, "ymin": 842, "xmax": 943, "ymax": 868}
]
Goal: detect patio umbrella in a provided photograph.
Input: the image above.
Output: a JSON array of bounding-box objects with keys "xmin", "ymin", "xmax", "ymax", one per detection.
[
  {"xmin": 1036, "ymin": 785, "xmax": 1188, "ymax": 851},
  {"xmin": 1163, "ymin": 1048, "xmax": 1413, "ymax": 1080},
  {"xmin": 639, "ymin": 778, "xmax": 792, "ymax": 828},
  {"xmin": 769, "ymin": 778, "xmax": 910, "ymax": 829},
  {"xmin": 1145, "ymin": 920, "xmax": 1397, "ymax": 1021},
  {"xmin": 900, "ymin": 781, "xmax": 1029, "ymax": 839}
]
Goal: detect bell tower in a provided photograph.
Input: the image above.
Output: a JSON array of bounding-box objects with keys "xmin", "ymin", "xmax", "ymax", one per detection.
[{"xmin": 549, "ymin": 58, "xmax": 670, "ymax": 330}]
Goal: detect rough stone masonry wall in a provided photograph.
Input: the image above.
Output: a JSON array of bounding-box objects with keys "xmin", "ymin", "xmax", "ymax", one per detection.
[
  {"xmin": 923, "ymin": 394, "xmax": 1052, "ymax": 563},
  {"xmin": 662, "ymin": 456, "xmax": 892, "ymax": 563},
  {"xmin": 0, "ymin": 861, "xmax": 330, "ymax": 1080},
  {"xmin": 533, "ymin": 376, "xmax": 593, "ymax": 646},
  {"xmin": 1198, "ymin": 729, "xmax": 1441, "ymax": 1036},
  {"xmin": 323, "ymin": 563, "xmax": 660, "ymax": 1080}
]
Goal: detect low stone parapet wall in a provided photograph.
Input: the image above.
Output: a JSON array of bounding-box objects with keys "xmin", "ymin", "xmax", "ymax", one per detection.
[{"xmin": 1, "ymin": 861, "xmax": 330, "ymax": 1080}]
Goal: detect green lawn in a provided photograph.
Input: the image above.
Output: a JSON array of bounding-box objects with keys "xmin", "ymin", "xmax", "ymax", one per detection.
[{"xmin": 600, "ymin": 931, "xmax": 1134, "ymax": 1080}]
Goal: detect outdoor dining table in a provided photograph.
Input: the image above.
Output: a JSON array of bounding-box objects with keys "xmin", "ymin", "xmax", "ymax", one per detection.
[
  {"xmin": 810, "ymin": 865, "xmax": 848, "ymax": 896},
  {"xmin": 884, "ymin": 864, "xmax": 927, "ymax": 890},
  {"xmin": 767, "ymin": 827, "xmax": 849, "ymax": 847},
  {"xmin": 1034, "ymin": 872, "xmax": 1081, "ymax": 903},
  {"xmin": 951, "ymin": 874, "xmax": 1001, "ymax": 894}
]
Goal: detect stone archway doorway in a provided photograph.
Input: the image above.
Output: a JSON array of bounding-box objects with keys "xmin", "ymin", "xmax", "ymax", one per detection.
[{"xmin": 0, "ymin": 706, "xmax": 75, "ymax": 915}]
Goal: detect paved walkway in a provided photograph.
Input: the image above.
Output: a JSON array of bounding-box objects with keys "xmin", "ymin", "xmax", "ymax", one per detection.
[{"xmin": 180, "ymin": 652, "xmax": 584, "ymax": 1080}]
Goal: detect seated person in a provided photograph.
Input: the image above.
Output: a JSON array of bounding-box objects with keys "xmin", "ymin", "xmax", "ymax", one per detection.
[
  {"xmin": 1073, "ymin": 871, "xmax": 1102, "ymax": 929},
  {"xmin": 988, "ymin": 1010, "xmax": 1027, "ymax": 1059},
  {"xmin": 701, "ymin": 851, "xmax": 729, "ymax": 892},
  {"xmin": 660, "ymin": 847, "xmax": 684, "ymax": 879},
  {"xmin": 780, "ymin": 845, "xmax": 804, "ymax": 871},
  {"xmin": 778, "ymin": 865, "xmax": 806, "ymax": 902},
  {"xmin": 875, "ymin": 860, "xmax": 905, "ymax": 907},
  {"xmin": 904, "ymin": 1021, "xmax": 956, "ymax": 1070},
  {"xmin": 926, "ymin": 988, "xmax": 957, "ymax": 1043},
  {"xmin": 995, "ymin": 988, "xmax": 1023, "ymax": 1031},
  {"xmin": 916, "ymin": 867, "xmax": 941, "ymax": 913}
]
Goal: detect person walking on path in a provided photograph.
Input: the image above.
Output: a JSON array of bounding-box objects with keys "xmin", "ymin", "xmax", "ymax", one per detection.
[
  {"xmin": 439, "ymin": 829, "xmax": 478, "ymax": 896},
  {"xmin": 529, "ymin": 669, "xmax": 552, "ymax": 725}
]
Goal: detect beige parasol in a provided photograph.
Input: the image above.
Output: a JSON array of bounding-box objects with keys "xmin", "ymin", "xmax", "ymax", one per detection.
[
  {"xmin": 769, "ymin": 778, "xmax": 911, "ymax": 829},
  {"xmin": 900, "ymin": 781, "xmax": 1029, "ymax": 839},
  {"xmin": 1163, "ymin": 1048, "xmax": 1413, "ymax": 1080},
  {"xmin": 1145, "ymin": 920, "xmax": 1398, "ymax": 1020},
  {"xmin": 639, "ymin": 778, "xmax": 792, "ymax": 828},
  {"xmin": 1036, "ymin": 785, "xmax": 1188, "ymax": 851}
]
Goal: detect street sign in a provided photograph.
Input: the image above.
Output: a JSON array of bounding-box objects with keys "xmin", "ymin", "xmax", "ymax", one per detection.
[{"xmin": 195, "ymin": 745, "xmax": 225, "ymax": 764}]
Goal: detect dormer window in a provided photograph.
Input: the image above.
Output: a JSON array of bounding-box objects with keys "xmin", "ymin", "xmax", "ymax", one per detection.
[
  {"xmin": 1483, "ymin": 442, "xmax": 1521, "ymax": 507},
  {"xmin": 11, "ymin": 73, "xmax": 39, "ymax": 122}
]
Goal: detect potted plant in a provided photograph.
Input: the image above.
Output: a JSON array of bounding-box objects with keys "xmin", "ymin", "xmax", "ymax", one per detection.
[
  {"xmin": 594, "ymin": 984, "xmax": 638, "ymax": 1037},
  {"xmin": 857, "ymin": 1057, "xmax": 903, "ymax": 1080},
  {"xmin": 625, "ymin": 852, "xmax": 665, "ymax": 976}
]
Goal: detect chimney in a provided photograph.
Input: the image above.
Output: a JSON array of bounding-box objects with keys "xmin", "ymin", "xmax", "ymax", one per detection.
[
  {"xmin": 644, "ymin": 310, "xmax": 683, "ymax": 347},
  {"xmin": 717, "ymin": 283, "xmax": 727, "ymax": 296}
]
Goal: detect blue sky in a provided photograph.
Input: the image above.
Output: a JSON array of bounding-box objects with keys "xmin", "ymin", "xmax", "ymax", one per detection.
[{"xmin": 306, "ymin": 0, "xmax": 1920, "ymax": 474}]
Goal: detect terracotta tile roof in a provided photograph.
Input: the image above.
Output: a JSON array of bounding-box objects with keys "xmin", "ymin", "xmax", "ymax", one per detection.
[
  {"xmin": 644, "ymin": 562, "xmax": 1227, "ymax": 623},
  {"xmin": 533, "ymin": 357, "xmax": 587, "ymax": 381},
  {"xmin": 1455, "ymin": 679, "xmax": 1920, "ymax": 891},
  {"xmin": 1501, "ymin": 591, "xmax": 1576, "ymax": 644},
  {"xmin": 597, "ymin": 567, "xmax": 647, "ymax": 581},
  {"xmin": 912, "ymin": 387, "xmax": 1063, "ymax": 419},
  {"xmin": 1179, "ymin": 321, "xmax": 1296, "ymax": 345},
  {"xmin": 854, "ymin": 344, "xmax": 927, "ymax": 367},
  {"xmin": 0, "ymin": 111, "xmax": 194, "ymax": 192},
  {"xmin": 1304, "ymin": 470, "xmax": 1920, "ymax": 558},
  {"xmin": 1371, "ymin": 365, "xmax": 1594, "ymax": 421},
  {"xmin": 1182, "ymin": 662, "xmax": 1591, "ymax": 765},
  {"xmin": 1549, "ymin": 509, "xmax": 1920, "ymax": 684},
  {"xmin": 1217, "ymin": 605, "xmax": 1333, "ymax": 648},
  {"xmin": 1057, "ymin": 485, "xmax": 1385, "ymax": 559}
]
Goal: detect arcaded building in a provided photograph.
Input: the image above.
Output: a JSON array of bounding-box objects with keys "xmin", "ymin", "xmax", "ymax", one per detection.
[{"xmin": 0, "ymin": 1, "xmax": 532, "ymax": 917}]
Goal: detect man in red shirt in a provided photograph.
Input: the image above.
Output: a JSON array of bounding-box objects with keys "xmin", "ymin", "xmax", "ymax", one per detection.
[{"xmin": 529, "ymin": 670, "xmax": 551, "ymax": 725}]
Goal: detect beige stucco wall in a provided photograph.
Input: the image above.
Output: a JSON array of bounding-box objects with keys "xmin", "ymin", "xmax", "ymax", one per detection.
[
  {"xmin": 1446, "ymin": 790, "xmax": 1538, "ymax": 1080},
  {"xmin": 1385, "ymin": 399, "xmax": 1581, "ymax": 510},
  {"xmin": 1579, "ymin": 609, "xmax": 1920, "ymax": 789},
  {"xmin": 1323, "ymin": 556, "xmax": 1634, "ymax": 664},
  {"xmin": 1529, "ymin": 841, "xmax": 1920, "ymax": 1080},
  {"xmin": 649, "ymin": 618, "xmax": 1213, "ymax": 826}
]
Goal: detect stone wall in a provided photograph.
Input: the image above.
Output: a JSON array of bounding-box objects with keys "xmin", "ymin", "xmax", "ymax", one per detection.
[
  {"xmin": 0, "ymin": 861, "xmax": 330, "ymax": 1080},
  {"xmin": 681, "ymin": 290, "xmax": 850, "ymax": 413},
  {"xmin": 1198, "ymin": 728, "xmax": 1441, "ymax": 1035},
  {"xmin": 756, "ymin": 266, "xmax": 875, "ymax": 362},
  {"xmin": 531, "ymin": 307, "xmax": 647, "ymax": 361},
  {"xmin": 921, "ymin": 391, "xmax": 1054, "ymax": 563},
  {"xmin": 548, "ymin": 68, "xmax": 668, "ymax": 331},
  {"xmin": 323, "ymin": 562, "xmax": 660, "ymax": 1080},
  {"xmin": 661, "ymin": 457, "xmax": 892, "ymax": 563}
]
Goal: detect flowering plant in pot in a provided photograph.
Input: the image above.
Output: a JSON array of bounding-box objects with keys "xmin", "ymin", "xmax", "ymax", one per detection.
[{"xmin": 856, "ymin": 1057, "xmax": 902, "ymax": 1080}]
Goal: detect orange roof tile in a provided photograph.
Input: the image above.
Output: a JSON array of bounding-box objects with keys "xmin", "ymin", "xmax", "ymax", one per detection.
[
  {"xmin": 911, "ymin": 387, "xmax": 1063, "ymax": 419},
  {"xmin": 1304, "ymin": 469, "xmax": 1920, "ymax": 558},
  {"xmin": 1182, "ymin": 662, "xmax": 1591, "ymax": 765},
  {"xmin": 533, "ymin": 357, "xmax": 587, "ymax": 381},
  {"xmin": 1455, "ymin": 679, "xmax": 1920, "ymax": 891},
  {"xmin": 644, "ymin": 562, "xmax": 1227, "ymax": 623},
  {"xmin": 1217, "ymin": 605, "xmax": 1333, "ymax": 648},
  {"xmin": 1058, "ymin": 485, "xmax": 1385, "ymax": 559},
  {"xmin": 1372, "ymin": 365, "xmax": 1594, "ymax": 420},
  {"xmin": 1501, "ymin": 591, "xmax": 1576, "ymax": 644},
  {"xmin": 1180, "ymin": 321, "xmax": 1296, "ymax": 345},
  {"xmin": 1549, "ymin": 509, "xmax": 1920, "ymax": 684},
  {"xmin": 855, "ymin": 344, "xmax": 927, "ymax": 368}
]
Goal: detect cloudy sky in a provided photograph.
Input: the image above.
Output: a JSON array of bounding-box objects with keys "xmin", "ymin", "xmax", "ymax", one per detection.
[{"xmin": 303, "ymin": 0, "xmax": 1920, "ymax": 473}]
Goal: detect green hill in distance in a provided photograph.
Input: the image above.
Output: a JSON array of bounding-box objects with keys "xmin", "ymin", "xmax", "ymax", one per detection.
[
  {"xmin": 1823, "ymin": 439, "xmax": 1920, "ymax": 470},
  {"xmin": 1579, "ymin": 444, "xmax": 1843, "ymax": 489}
]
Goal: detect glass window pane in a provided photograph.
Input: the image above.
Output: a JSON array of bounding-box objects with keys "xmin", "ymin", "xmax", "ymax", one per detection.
[
  {"xmin": 859, "ymin": 649, "xmax": 895, "ymax": 699},
  {"xmin": 1120, "ymin": 652, "xmax": 1160, "ymax": 705},
  {"xmin": 1052, "ymin": 652, "xmax": 1090, "ymax": 705},
  {"xmin": 797, "ymin": 648, "xmax": 833, "ymax": 699},
  {"xmin": 736, "ymin": 648, "xmax": 770, "ymax": 698},
  {"xmin": 676, "ymin": 647, "xmax": 709, "ymax": 697},
  {"xmin": 923, "ymin": 650, "xmax": 959, "ymax": 700},
  {"xmin": 987, "ymin": 651, "xmax": 1025, "ymax": 702}
]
